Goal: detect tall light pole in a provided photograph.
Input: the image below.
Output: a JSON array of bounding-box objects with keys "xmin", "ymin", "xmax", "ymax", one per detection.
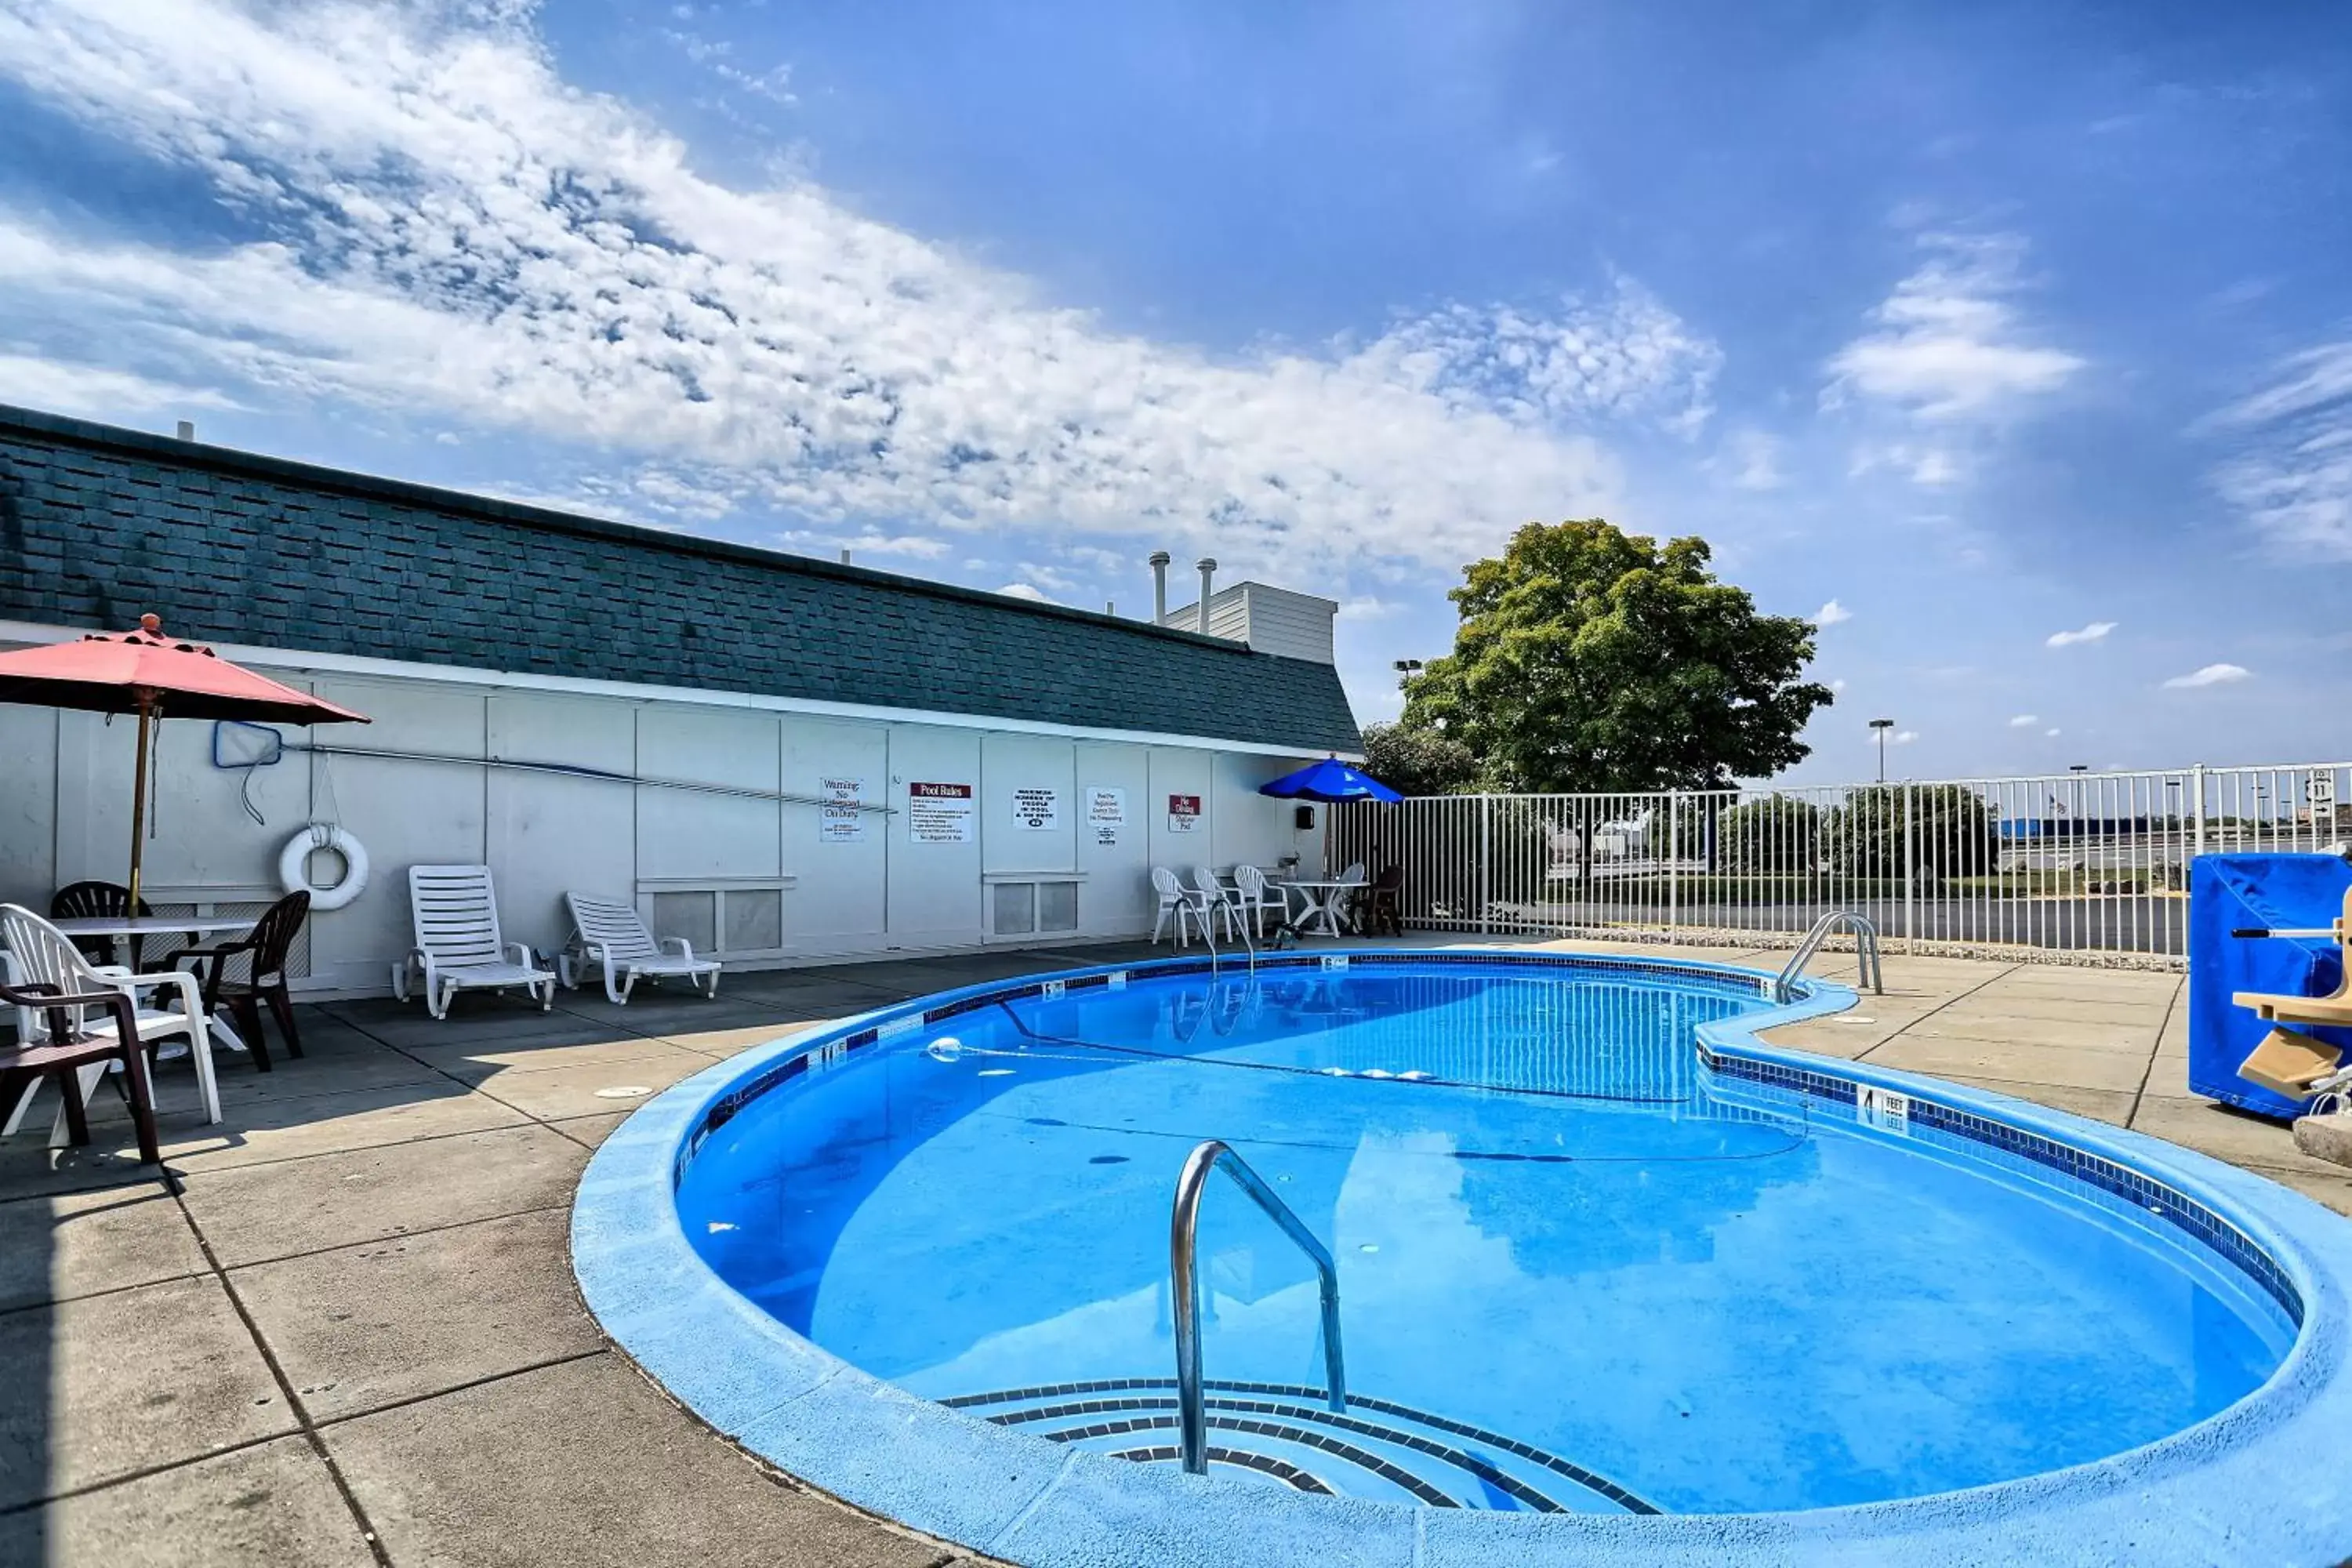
[
  {"xmin": 1392, "ymin": 658, "xmax": 1423, "ymax": 688},
  {"xmin": 1869, "ymin": 718, "xmax": 1894, "ymax": 784}
]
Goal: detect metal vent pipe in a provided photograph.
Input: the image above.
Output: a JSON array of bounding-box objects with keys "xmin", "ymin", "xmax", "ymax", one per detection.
[
  {"xmin": 1196, "ymin": 557, "xmax": 1217, "ymax": 634},
  {"xmin": 1149, "ymin": 551, "xmax": 1171, "ymax": 622}
]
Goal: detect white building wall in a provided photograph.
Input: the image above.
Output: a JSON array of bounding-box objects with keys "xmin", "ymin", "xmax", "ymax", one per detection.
[
  {"xmin": 1075, "ymin": 743, "xmax": 1152, "ymax": 938},
  {"xmin": 1159, "ymin": 582, "xmax": 1337, "ymax": 664},
  {"xmin": 785, "ymin": 718, "xmax": 889, "ymax": 955},
  {"xmin": 886, "ymin": 726, "xmax": 982, "ymax": 949},
  {"xmin": 1234, "ymin": 585, "xmax": 1338, "ymax": 665},
  {"xmin": 0, "ymin": 630, "xmax": 1327, "ymax": 993},
  {"xmin": 486, "ymin": 692, "xmax": 636, "ymax": 964},
  {"xmin": 0, "ymin": 704, "xmax": 56, "ymax": 903}
]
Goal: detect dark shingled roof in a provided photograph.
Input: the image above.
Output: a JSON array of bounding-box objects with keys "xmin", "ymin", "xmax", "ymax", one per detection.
[{"xmin": 0, "ymin": 404, "xmax": 1360, "ymax": 753}]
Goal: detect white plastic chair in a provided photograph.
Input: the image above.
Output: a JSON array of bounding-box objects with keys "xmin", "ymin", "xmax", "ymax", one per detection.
[
  {"xmin": 1150, "ymin": 866, "xmax": 1206, "ymax": 947},
  {"xmin": 0, "ymin": 903, "xmax": 220, "ymax": 1126},
  {"xmin": 1231, "ymin": 864, "xmax": 1279, "ymax": 938},
  {"xmin": 392, "ymin": 866, "xmax": 556, "ymax": 1019},
  {"xmin": 1191, "ymin": 866, "xmax": 1242, "ymax": 942},
  {"xmin": 559, "ymin": 893, "xmax": 720, "ymax": 1004}
]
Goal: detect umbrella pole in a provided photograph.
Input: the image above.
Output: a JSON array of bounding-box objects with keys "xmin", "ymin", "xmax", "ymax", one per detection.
[{"xmin": 126, "ymin": 691, "xmax": 154, "ymax": 912}]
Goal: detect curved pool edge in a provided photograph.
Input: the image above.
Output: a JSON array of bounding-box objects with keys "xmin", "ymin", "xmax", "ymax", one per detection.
[{"xmin": 570, "ymin": 947, "xmax": 2352, "ymax": 1567}]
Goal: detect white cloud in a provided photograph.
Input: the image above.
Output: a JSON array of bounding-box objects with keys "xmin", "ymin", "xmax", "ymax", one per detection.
[
  {"xmin": 2008, "ymin": 713, "xmax": 2038, "ymax": 727},
  {"xmin": 993, "ymin": 583, "xmax": 1055, "ymax": 604},
  {"xmin": 0, "ymin": 0, "xmax": 1722, "ymax": 582},
  {"xmin": 1348, "ymin": 276, "xmax": 1722, "ymax": 437},
  {"xmin": 844, "ymin": 533, "xmax": 953, "ymax": 560},
  {"xmin": 2162, "ymin": 662, "xmax": 2251, "ymax": 689},
  {"xmin": 1824, "ymin": 234, "xmax": 2084, "ymax": 423},
  {"xmin": 1846, "ymin": 442, "xmax": 1962, "ymax": 487},
  {"xmin": 0, "ymin": 353, "xmax": 238, "ymax": 419},
  {"xmin": 2046, "ymin": 620, "xmax": 2116, "ymax": 648},
  {"xmin": 2045, "ymin": 727, "xmax": 2060, "ymax": 737},
  {"xmin": 1722, "ymin": 427, "xmax": 1783, "ymax": 490},
  {"xmin": 1828, "ymin": 677, "xmax": 1847, "ymax": 694},
  {"xmin": 2205, "ymin": 341, "xmax": 2352, "ymax": 559},
  {"xmin": 1813, "ymin": 599, "xmax": 1851, "ymax": 626}
]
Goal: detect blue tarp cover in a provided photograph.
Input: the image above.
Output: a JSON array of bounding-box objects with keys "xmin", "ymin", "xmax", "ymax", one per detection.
[{"xmin": 2189, "ymin": 852, "xmax": 2352, "ymax": 1119}]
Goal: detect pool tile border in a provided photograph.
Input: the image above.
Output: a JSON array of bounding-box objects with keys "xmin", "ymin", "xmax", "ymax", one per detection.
[{"xmin": 1693, "ymin": 1044, "xmax": 2305, "ymax": 1324}]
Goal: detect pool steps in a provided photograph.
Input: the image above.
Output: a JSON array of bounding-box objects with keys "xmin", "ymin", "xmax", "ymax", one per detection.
[{"xmin": 941, "ymin": 1377, "xmax": 1657, "ymax": 1515}]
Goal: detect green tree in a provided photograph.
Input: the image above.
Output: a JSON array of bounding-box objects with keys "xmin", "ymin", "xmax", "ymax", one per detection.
[
  {"xmin": 1827, "ymin": 784, "xmax": 1998, "ymax": 880},
  {"xmin": 1402, "ymin": 521, "xmax": 1831, "ymax": 792},
  {"xmin": 1359, "ymin": 720, "xmax": 1479, "ymax": 797},
  {"xmin": 1718, "ymin": 795, "xmax": 1824, "ymax": 873}
]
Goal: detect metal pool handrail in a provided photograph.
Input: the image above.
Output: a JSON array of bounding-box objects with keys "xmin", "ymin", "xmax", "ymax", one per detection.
[
  {"xmin": 1171, "ymin": 1139, "xmax": 1347, "ymax": 1475},
  {"xmin": 1775, "ymin": 909, "xmax": 1885, "ymax": 1001}
]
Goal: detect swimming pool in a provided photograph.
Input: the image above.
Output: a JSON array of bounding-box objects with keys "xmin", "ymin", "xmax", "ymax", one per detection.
[{"xmin": 572, "ymin": 951, "xmax": 2352, "ymax": 1565}]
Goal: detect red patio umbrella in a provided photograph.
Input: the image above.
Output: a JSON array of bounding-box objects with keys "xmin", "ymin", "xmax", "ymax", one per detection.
[{"xmin": 0, "ymin": 615, "xmax": 369, "ymax": 909}]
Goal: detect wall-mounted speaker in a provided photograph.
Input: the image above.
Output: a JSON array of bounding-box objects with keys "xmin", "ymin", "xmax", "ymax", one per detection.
[{"xmin": 1294, "ymin": 805, "xmax": 1317, "ymax": 831}]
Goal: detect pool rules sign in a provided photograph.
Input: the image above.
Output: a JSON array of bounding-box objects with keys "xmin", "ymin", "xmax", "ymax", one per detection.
[{"xmin": 908, "ymin": 782, "xmax": 975, "ymax": 844}]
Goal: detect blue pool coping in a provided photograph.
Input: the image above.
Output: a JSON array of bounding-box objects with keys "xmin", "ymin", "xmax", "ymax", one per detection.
[{"xmin": 571, "ymin": 948, "xmax": 2352, "ymax": 1566}]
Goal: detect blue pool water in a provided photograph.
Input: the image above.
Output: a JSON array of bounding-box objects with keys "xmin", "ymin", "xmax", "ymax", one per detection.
[{"xmin": 674, "ymin": 962, "xmax": 2295, "ymax": 1516}]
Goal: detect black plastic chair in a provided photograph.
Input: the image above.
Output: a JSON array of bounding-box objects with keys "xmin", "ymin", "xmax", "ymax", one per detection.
[
  {"xmin": 1366, "ymin": 865, "xmax": 1405, "ymax": 937},
  {"xmin": 0, "ymin": 974, "xmax": 161, "ymax": 1165},
  {"xmin": 50, "ymin": 880, "xmax": 154, "ymax": 970},
  {"xmin": 165, "ymin": 891, "xmax": 310, "ymax": 1071}
]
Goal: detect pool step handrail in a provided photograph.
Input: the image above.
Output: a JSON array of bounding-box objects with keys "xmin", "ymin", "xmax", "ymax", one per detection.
[
  {"xmin": 1775, "ymin": 911, "xmax": 1884, "ymax": 1002},
  {"xmin": 1171, "ymin": 1139, "xmax": 1346, "ymax": 1475}
]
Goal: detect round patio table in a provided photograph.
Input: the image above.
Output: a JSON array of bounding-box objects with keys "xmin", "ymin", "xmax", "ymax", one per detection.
[
  {"xmin": 50, "ymin": 913, "xmax": 256, "ymax": 944},
  {"xmin": 1275, "ymin": 879, "xmax": 1363, "ymax": 938},
  {"xmin": 46, "ymin": 913, "xmax": 259, "ymax": 1058}
]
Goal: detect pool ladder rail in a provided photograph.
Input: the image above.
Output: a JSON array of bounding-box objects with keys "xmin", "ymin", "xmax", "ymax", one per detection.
[
  {"xmin": 1171, "ymin": 1140, "xmax": 1346, "ymax": 1476},
  {"xmin": 1773, "ymin": 910, "xmax": 1885, "ymax": 1003}
]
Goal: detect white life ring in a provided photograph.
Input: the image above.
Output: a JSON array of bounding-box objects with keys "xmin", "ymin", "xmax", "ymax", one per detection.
[{"xmin": 279, "ymin": 825, "xmax": 371, "ymax": 912}]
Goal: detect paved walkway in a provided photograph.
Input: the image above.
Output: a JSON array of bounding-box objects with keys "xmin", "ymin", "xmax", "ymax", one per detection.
[{"xmin": 2, "ymin": 938, "xmax": 2344, "ymax": 1567}]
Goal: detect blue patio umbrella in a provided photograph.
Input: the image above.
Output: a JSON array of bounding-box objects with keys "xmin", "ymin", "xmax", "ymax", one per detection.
[{"xmin": 1258, "ymin": 757, "xmax": 1403, "ymax": 804}]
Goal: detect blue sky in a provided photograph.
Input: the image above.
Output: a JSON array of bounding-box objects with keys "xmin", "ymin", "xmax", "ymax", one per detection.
[{"xmin": 2, "ymin": 0, "xmax": 2347, "ymax": 780}]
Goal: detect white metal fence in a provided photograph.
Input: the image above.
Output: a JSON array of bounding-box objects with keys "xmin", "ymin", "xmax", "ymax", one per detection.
[{"xmin": 1330, "ymin": 762, "xmax": 2352, "ymax": 967}]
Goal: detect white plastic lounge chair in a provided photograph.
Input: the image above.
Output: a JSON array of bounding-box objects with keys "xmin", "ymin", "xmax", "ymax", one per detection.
[
  {"xmin": 1151, "ymin": 866, "xmax": 1206, "ymax": 947},
  {"xmin": 558, "ymin": 893, "xmax": 720, "ymax": 1004},
  {"xmin": 0, "ymin": 903, "xmax": 220, "ymax": 1125},
  {"xmin": 1231, "ymin": 864, "xmax": 1279, "ymax": 938},
  {"xmin": 1192, "ymin": 866, "xmax": 1243, "ymax": 942},
  {"xmin": 392, "ymin": 865, "xmax": 555, "ymax": 1019}
]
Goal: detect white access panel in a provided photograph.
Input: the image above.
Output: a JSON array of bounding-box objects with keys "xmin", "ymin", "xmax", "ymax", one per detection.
[
  {"xmin": 1149, "ymin": 747, "xmax": 1216, "ymax": 876},
  {"xmin": 487, "ymin": 692, "xmax": 635, "ymax": 959},
  {"xmin": 0, "ymin": 702, "xmax": 57, "ymax": 909},
  {"xmin": 887, "ymin": 724, "xmax": 983, "ymax": 949},
  {"xmin": 635, "ymin": 706, "xmax": 781, "ymax": 882},
  {"xmin": 1214, "ymin": 751, "xmax": 1314, "ymax": 874},
  {"xmin": 783, "ymin": 716, "xmax": 889, "ymax": 950},
  {"xmin": 1075, "ymin": 742, "xmax": 1151, "ymax": 936},
  {"xmin": 303, "ymin": 677, "xmax": 489, "ymax": 992},
  {"xmin": 982, "ymin": 732, "xmax": 1078, "ymax": 876}
]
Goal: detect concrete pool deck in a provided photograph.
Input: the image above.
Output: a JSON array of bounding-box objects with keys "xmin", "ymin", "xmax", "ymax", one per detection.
[{"xmin": 3, "ymin": 937, "xmax": 2347, "ymax": 1567}]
